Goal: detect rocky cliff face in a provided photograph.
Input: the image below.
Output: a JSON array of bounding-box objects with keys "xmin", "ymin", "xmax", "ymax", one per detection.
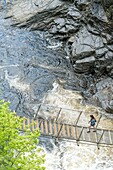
[{"xmin": 6, "ymin": 0, "xmax": 113, "ymax": 114}]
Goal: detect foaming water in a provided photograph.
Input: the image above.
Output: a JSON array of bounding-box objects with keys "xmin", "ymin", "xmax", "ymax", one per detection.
[{"xmin": 39, "ymin": 137, "xmax": 113, "ymax": 170}]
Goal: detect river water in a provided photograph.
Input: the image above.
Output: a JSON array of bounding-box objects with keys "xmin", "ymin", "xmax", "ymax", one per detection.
[
  {"xmin": 42, "ymin": 139, "xmax": 113, "ymax": 170},
  {"xmin": 0, "ymin": 3, "xmax": 113, "ymax": 170}
]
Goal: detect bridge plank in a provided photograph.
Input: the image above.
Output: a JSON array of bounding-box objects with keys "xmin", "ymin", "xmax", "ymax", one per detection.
[
  {"xmin": 53, "ymin": 122, "xmax": 57, "ymax": 136},
  {"xmin": 66, "ymin": 125, "xmax": 71, "ymax": 138},
  {"xmin": 40, "ymin": 121, "xmax": 44, "ymax": 134},
  {"xmin": 75, "ymin": 126, "xmax": 79, "ymax": 139},
  {"xmin": 109, "ymin": 131, "xmax": 113, "ymax": 144},
  {"xmin": 45, "ymin": 120, "xmax": 49, "ymax": 134},
  {"xmin": 27, "ymin": 118, "xmax": 30, "ymax": 126},
  {"xmin": 71, "ymin": 126, "xmax": 76, "ymax": 139},
  {"xmin": 49, "ymin": 121, "xmax": 53, "ymax": 135},
  {"xmin": 61, "ymin": 124, "xmax": 66, "ymax": 137},
  {"xmin": 57, "ymin": 124, "xmax": 61, "ymax": 136},
  {"xmin": 23, "ymin": 119, "xmax": 26, "ymax": 130},
  {"xmin": 36, "ymin": 119, "xmax": 39, "ymax": 129},
  {"xmin": 31, "ymin": 119, "xmax": 35, "ymax": 131}
]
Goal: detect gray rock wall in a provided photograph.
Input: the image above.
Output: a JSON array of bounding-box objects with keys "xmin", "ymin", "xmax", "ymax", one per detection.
[{"xmin": 5, "ymin": 0, "xmax": 113, "ymax": 114}]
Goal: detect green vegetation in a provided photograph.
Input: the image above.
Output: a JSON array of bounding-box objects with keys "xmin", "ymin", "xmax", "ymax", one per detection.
[{"xmin": 0, "ymin": 100, "xmax": 45, "ymax": 170}]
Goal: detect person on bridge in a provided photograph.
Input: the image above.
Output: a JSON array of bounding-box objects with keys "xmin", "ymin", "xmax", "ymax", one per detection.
[{"xmin": 87, "ymin": 115, "xmax": 96, "ymax": 133}]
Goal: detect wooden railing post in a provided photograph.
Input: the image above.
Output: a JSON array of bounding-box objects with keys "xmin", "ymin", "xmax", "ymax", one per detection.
[
  {"xmin": 74, "ymin": 111, "xmax": 82, "ymax": 146},
  {"xmin": 56, "ymin": 108, "xmax": 62, "ymax": 123},
  {"xmin": 55, "ymin": 124, "xmax": 63, "ymax": 145},
  {"xmin": 76, "ymin": 127, "xmax": 84, "ymax": 146},
  {"xmin": 75, "ymin": 111, "xmax": 82, "ymax": 126},
  {"xmin": 96, "ymin": 115, "xmax": 102, "ymax": 128},
  {"xmin": 34, "ymin": 104, "xmax": 41, "ymax": 120},
  {"xmin": 97, "ymin": 130, "xmax": 104, "ymax": 149}
]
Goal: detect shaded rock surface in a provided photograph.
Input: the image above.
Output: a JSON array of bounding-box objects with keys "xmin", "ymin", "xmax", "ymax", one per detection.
[
  {"xmin": 1, "ymin": 0, "xmax": 113, "ymax": 115},
  {"xmin": 0, "ymin": 7, "xmax": 78, "ymax": 117}
]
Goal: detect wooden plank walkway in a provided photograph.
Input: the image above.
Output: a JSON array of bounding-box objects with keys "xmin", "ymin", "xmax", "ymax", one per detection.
[{"xmin": 23, "ymin": 118, "xmax": 113, "ymax": 148}]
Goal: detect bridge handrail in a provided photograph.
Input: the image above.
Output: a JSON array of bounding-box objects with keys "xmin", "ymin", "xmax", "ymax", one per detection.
[{"xmin": 34, "ymin": 103, "xmax": 83, "ymax": 112}]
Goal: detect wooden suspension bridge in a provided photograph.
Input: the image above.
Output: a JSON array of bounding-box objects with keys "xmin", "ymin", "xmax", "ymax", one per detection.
[{"xmin": 22, "ymin": 104, "xmax": 113, "ymax": 149}]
